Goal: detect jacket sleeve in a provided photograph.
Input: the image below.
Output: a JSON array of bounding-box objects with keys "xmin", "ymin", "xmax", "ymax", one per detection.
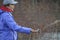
[{"xmin": 1, "ymin": 13, "xmax": 32, "ymax": 34}]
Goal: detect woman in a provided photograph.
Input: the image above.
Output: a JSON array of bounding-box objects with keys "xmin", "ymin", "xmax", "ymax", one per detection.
[{"xmin": 0, "ymin": 0, "xmax": 39, "ymax": 40}]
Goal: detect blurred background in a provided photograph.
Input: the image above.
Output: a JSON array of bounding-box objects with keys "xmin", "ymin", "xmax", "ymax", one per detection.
[{"xmin": 0, "ymin": 0, "xmax": 60, "ymax": 40}]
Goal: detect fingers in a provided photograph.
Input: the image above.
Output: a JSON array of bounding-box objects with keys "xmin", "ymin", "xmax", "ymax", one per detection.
[
  {"xmin": 35, "ymin": 29, "xmax": 40, "ymax": 32},
  {"xmin": 31, "ymin": 29, "xmax": 40, "ymax": 33}
]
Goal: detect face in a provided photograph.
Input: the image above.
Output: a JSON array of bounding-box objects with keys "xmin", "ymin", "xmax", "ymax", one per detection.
[{"xmin": 9, "ymin": 4, "xmax": 15, "ymax": 10}]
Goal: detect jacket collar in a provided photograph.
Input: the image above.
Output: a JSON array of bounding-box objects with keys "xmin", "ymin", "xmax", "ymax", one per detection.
[{"xmin": 0, "ymin": 6, "xmax": 13, "ymax": 12}]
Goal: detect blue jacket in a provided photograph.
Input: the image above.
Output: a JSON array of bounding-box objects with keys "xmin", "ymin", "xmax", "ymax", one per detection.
[{"xmin": 0, "ymin": 9, "xmax": 31, "ymax": 40}]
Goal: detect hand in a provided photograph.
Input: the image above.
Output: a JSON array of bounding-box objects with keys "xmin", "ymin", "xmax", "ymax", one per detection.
[{"xmin": 31, "ymin": 29, "xmax": 40, "ymax": 33}]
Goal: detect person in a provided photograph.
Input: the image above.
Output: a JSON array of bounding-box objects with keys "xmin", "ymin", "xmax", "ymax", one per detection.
[{"xmin": 0, "ymin": 0, "xmax": 39, "ymax": 40}]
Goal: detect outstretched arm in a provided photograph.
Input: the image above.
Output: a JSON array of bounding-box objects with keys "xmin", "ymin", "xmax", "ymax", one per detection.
[{"xmin": 2, "ymin": 13, "xmax": 39, "ymax": 34}]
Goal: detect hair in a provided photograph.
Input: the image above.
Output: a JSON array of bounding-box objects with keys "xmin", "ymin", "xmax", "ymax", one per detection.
[
  {"xmin": 4, "ymin": 4, "xmax": 10, "ymax": 7},
  {"xmin": 4, "ymin": 4, "xmax": 14, "ymax": 7}
]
